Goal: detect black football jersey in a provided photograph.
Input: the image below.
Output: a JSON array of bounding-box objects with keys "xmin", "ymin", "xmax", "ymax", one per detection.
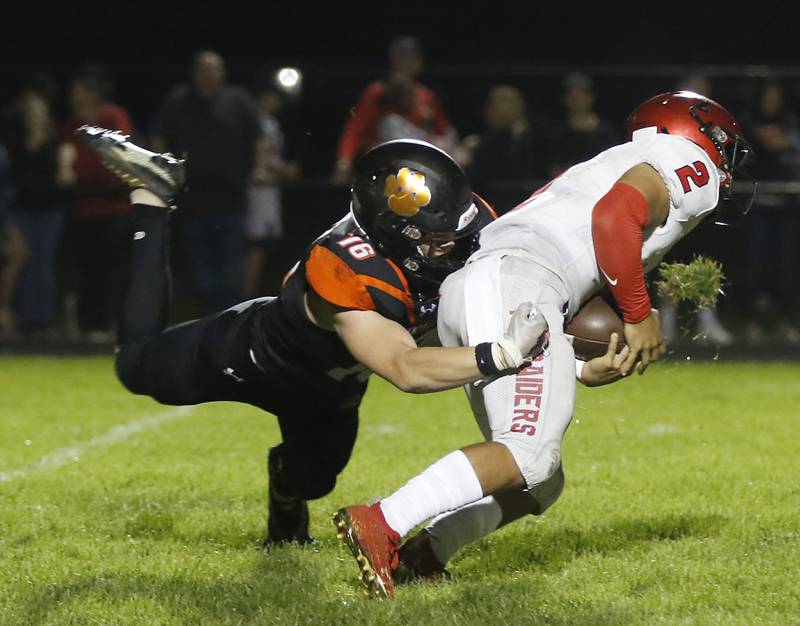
[{"xmin": 247, "ymin": 214, "xmax": 438, "ymax": 407}]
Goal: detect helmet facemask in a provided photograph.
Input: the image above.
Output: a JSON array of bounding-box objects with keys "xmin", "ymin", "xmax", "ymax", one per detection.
[
  {"xmin": 690, "ymin": 103, "xmax": 759, "ymax": 225},
  {"xmin": 391, "ymin": 216, "xmax": 483, "ymax": 291}
]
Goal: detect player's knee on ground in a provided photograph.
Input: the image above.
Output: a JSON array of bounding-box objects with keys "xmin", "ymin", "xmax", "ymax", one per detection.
[
  {"xmin": 115, "ymin": 340, "xmax": 201, "ymax": 405},
  {"xmin": 115, "ymin": 343, "xmax": 181, "ymax": 404},
  {"xmin": 114, "ymin": 344, "xmax": 148, "ymax": 396},
  {"xmin": 526, "ymin": 462, "xmax": 564, "ymax": 515}
]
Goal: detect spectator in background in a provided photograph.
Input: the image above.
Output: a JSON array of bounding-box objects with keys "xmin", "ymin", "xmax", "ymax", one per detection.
[
  {"xmin": 678, "ymin": 73, "xmax": 711, "ymax": 98},
  {"xmin": 61, "ymin": 67, "xmax": 133, "ymax": 341},
  {"xmin": 742, "ymin": 80, "xmax": 800, "ymax": 345},
  {"xmin": 6, "ymin": 81, "xmax": 72, "ymax": 333},
  {"xmin": 243, "ymin": 86, "xmax": 299, "ymax": 298},
  {"xmin": 152, "ymin": 50, "xmax": 261, "ymax": 313},
  {"xmin": 376, "ymin": 77, "xmax": 430, "ymax": 143},
  {"xmin": 658, "ymin": 73, "xmax": 735, "ymax": 347},
  {"xmin": 458, "ymin": 85, "xmax": 547, "ymax": 214},
  {"xmin": 334, "ymin": 36, "xmax": 455, "ymax": 182},
  {"xmin": 546, "ymin": 73, "xmax": 618, "ymax": 177},
  {"xmin": 0, "ymin": 143, "xmax": 27, "ymax": 338}
]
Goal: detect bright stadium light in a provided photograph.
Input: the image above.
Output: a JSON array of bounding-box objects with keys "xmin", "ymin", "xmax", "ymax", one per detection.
[{"xmin": 275, "ymin": 67, "xmax": 302, "ymax": 94}]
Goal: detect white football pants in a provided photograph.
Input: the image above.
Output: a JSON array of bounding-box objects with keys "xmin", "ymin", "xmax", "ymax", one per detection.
[{"xmin": 438, "ymin": 253, "xmax": 575, "ymax": 499}]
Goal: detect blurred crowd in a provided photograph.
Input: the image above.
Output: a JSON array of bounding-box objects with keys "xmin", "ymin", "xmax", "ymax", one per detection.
[{"xmin": 1, "ymin": 37, "xmax": 799, "ymax": 347}]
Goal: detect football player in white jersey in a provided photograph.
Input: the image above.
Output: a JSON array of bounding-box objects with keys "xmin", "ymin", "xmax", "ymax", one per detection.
[{"xmin": 333, "ymin": 92, "xmax": 757, "ymax": 598}]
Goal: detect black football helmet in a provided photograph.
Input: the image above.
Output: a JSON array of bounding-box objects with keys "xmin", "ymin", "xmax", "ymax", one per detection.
[{"xmin": 351, "ymin": 139, "xmax": 495, "ymax": 292}]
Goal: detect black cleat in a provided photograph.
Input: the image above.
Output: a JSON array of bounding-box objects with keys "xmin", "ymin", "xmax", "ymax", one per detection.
[
  {"xmin": 393, "ymin": 530, "xmax": 451, "ymax": 585},
  {"xmin": 76, "ymin": 125, "xmax": 185, "ymax": 206},
  {"xmin": 263, "ymin": 447, "xmax": 313, "ymax": 546}
]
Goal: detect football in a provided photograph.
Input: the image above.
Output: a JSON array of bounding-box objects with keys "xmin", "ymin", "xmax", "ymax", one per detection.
[{"xmin": 565, "ymin": 293, "xmax": 626, "ymax": 360}]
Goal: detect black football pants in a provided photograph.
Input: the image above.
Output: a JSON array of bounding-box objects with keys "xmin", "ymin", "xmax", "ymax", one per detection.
[{"xmin": 113, "ymin": 204, "xmax": 358, "ymax": 500}]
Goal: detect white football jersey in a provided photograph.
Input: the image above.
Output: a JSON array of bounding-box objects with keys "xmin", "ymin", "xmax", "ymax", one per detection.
[{"xmin": 472, "ymin": 130, "xmax": 720, "ymax": 316}]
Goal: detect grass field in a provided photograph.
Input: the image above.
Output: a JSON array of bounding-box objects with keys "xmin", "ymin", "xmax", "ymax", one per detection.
[{"xmin": 1, "ymin": 356, "xmax": 799, "ymax": 625}]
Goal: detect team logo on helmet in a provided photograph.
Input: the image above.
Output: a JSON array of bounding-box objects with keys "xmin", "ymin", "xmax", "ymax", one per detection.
[{"xmin": 384, "ymin": 167, "xmax": 431, "ymax": 217}]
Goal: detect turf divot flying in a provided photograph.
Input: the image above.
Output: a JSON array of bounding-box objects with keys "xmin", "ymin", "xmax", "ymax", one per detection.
[{"xmin": 0, "ymin": 406, "xmax": 194, "ymax": 483}]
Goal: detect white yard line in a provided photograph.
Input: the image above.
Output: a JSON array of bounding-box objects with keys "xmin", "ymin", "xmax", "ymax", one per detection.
[{"xmin": 0, "ymin": 406, "xmax": 194, "ymax": 483}]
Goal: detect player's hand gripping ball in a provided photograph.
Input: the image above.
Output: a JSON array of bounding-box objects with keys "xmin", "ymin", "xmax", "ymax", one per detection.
[{"xmin": 565, "ymin": 294, "xmax": 626, "ymax": 360}]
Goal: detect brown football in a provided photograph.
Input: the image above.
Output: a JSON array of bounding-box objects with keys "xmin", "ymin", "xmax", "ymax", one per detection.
[{"xmin": 565, "ymin": 293, "xmax": 626, "ymax": 360}]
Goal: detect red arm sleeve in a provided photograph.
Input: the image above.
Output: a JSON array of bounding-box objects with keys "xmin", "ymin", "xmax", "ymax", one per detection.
[
  {"xmin": 591, "ymin": 182, "xmax": 652, "ymax": 324},
  {"xmin": 336, "ymin": 84, "xmax": 384, "ymax": 161}
]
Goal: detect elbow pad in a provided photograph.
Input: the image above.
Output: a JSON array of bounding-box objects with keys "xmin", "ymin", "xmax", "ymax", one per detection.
[{"xmin": 591, "ymin": 182, "xmax": 651, "ymax": 324}]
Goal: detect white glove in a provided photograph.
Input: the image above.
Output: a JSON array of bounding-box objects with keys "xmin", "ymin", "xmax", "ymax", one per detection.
[{"xmin": 490, "ymin": 302, "xmax": 549, "ymax": 372}]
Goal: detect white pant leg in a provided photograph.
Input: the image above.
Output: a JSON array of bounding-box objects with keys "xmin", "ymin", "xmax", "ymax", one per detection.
[
  {"xmin": 439, "ymin": 254, "xmax": 575, "ymax": 489},
  {"xmin": 418, "ymin": 257, "xmax": 572, "ymax": 563},
  {"xmin": 438, "ymin": 264, "xmax": 493, "ymax": 440}
]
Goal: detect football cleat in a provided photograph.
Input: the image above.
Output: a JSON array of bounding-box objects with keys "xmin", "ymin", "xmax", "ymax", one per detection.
[
  {"xmin": 332, "ymin": 503, "xmax": 401, "ymax": 599},
  {"xmin": 263, "ymin": 447, "xmax": 312, "ymax": 546},
  {"xmin": 393, "ymin": 529, "xmax": 451, "ymax": 585},
  {"xmin": 76, "ymin": 125, "xmax": 185, "ymax": 206}
]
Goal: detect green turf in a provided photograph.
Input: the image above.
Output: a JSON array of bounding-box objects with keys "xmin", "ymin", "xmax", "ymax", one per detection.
[{"xmin": 1, "ymin": 356, "xmax": 799, "ymax": 625}]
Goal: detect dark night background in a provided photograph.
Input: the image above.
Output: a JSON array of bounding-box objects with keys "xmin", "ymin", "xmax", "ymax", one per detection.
[
  {"xmin": 5, "ymin": 4, "xmax": 795, "ymax": 66},
  {"xmin": 4, "ymin": 4, "xmax": 795, "ymax": 173},
  {"xmin": 2, "ymin": 3, "xmax": 797, "ymax": 323}
]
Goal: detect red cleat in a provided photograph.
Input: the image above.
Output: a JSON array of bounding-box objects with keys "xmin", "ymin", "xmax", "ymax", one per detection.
[
  {"xmin": 393, "ymin": 529, "xmax": 452, "ymax": 585},
  {"xmin": 333, "ymin": 503, "xmax": 401, "ymax": 599}
]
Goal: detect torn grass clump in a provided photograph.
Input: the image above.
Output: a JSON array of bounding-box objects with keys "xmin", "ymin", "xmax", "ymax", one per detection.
[{"xmin": 655, "ymin": 256, "xmax": 725, "ymax": 310}]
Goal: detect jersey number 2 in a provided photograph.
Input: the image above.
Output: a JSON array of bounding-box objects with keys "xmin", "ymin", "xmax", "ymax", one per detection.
[
  {"xmin": 675, "ymin": 161, "xmax": 710, "ymax": 193},
  {"xmin": 337, "ymin": 236, "xmax": 376, "ymax": 261}
]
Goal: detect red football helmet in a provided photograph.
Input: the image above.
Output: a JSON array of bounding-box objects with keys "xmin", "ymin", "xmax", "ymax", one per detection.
[{"xmin": 626, "ymin": 91, "xmax": 757, "ymax": 224}]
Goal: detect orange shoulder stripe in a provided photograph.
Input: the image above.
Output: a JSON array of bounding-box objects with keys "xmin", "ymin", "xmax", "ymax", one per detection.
[
  {"xmin": 359, "ymin": 275, "xmax": 417, "ymax": 325},
  {"xmin": 386, "ymin": 258, "xmax": 412, "ymax": 294},
  {"xmin": 474, "ymin": 192, "xmax": 498, "ymax": 219},
  {"xmin": 306, "ymin": 246, "xmax": 374, "ymax": 310}
]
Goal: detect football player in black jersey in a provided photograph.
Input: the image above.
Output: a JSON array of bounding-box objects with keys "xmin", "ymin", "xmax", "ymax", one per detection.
[{"xmin": 77, "ymin": 126, "xmax": 548, "ymax": 546}]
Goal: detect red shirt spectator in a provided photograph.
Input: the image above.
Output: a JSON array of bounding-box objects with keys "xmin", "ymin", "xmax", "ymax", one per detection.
[
  {"xmin": 334, "ymin": 36, "xmax": 455, "ymax": 182},
  {"xmin": 60, "ymin": 70, "xmax": 135, "ymax": 336},
  {"xmin": 62, "ymin": 81, "xmax": 132, "ymax": 219},
  {"xmin": 337, "ymin": 81, "xmax": 450, "ymax": 163}
]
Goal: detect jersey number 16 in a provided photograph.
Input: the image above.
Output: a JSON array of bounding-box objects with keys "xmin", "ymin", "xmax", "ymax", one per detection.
[{"xmin": 337, "ymin": 236, "xmax": 376, "ymax": 261}]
